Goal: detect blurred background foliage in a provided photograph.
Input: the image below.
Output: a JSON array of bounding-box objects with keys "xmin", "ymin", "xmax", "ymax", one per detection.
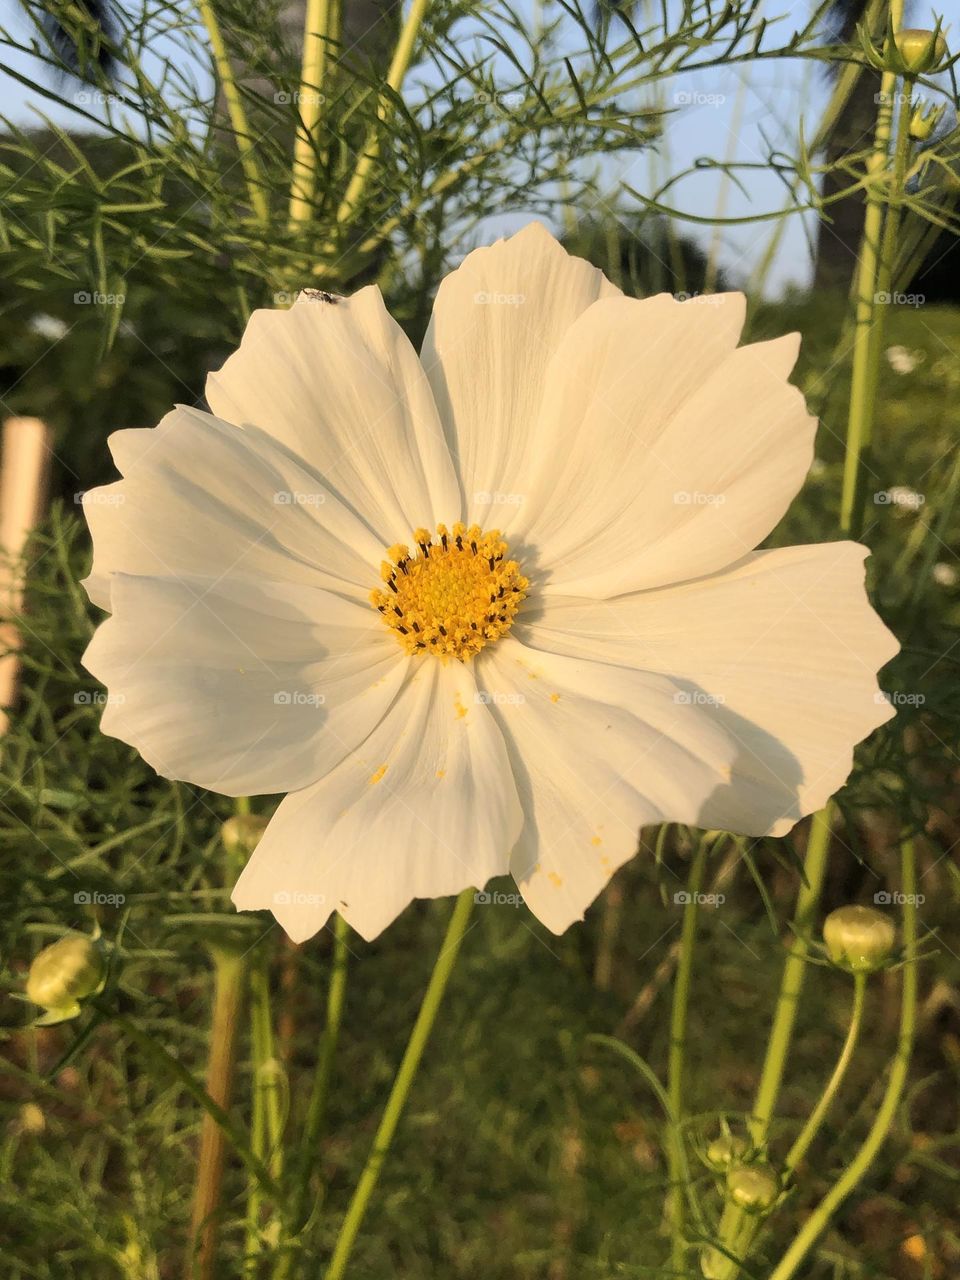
[{"xmin": 1, "ymin": 0, "xmax": 960, "ymax": 1275}]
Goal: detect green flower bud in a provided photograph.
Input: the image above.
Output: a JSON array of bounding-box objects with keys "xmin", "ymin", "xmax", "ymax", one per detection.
[
  {"xmin": 909, "ymin": 101, "xmax": 945, "ymax": 140},
  {"xmin": 221, "ymin": 814, "xmax": 269, "ymax": 857},
  {"xmin": 894, "ymin": 28, "xmax": 948, "ymax": 73},
  {"xmin": 700, "ymin": 1247, "xmax": 727, "ymax": 1279},
  {"xmin": 705, "ymin": 1133, "xmax": 749, "ymax": 1170},
  {"xmin": 726, "ymin": 1165, "xmax": 779, "ymax": 1213},
  {"xmin": 823, "ymin": 905, "xmax": 897, "ymax": 973},
  {"xmin": 26, "ymin": 934, "xmax": 105, "ymax": 1020}
]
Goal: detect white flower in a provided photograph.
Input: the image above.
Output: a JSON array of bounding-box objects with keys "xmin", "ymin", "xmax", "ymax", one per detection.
[{"xmin": 81, "ymin": 225, "xmax": 898, "ymax": 941}]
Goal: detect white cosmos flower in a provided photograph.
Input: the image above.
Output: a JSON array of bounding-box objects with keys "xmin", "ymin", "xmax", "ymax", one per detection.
[{"xmin": 81, "ymin": 224, "xmax": 898, "ymax": 942}]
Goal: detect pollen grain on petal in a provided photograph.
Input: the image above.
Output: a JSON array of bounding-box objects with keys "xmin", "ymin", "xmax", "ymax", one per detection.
[
  {"xmin": 368, "ymin": 764, "xmax": 388, "ymax": 785},
  {"xmin": 371, "ymin": 523, "xmax": 528, "ymax": 661}
]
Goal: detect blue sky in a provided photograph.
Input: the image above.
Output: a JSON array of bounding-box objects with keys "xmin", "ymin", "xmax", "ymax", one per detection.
[{"xmin": 1, "ymin": 0, "xmax": 831, "ymax": 294}]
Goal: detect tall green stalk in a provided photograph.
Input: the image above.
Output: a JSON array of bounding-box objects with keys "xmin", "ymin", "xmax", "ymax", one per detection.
[
  {"xmin": 769, "ymin": 840, "xmax": 918, "ymax": 1280},
  {"xmin": 666, "ymin": 835, "xmax": 710, "ymax": 1270},
  {"xmin": 324, "ymin": 890, "xmax": 475, "ymax": 1280},
  {"xmin": 288, "ymin": 0, "xmax": 340, "ymax": 226},
  {"xmin": 273, "ymin": 913, "xmax": 350, "ymax": 1280},
  {"xmin": 196, "ymin": 0, "xmax": 269, "ymax": 225},
  {"xmin": 840, "ymin": 0, "xmax": 908, "ymax": 536}
]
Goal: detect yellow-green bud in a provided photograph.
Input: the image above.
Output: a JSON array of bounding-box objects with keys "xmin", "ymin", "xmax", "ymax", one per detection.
[
  {"xmin": 726, "ymin": 1165, "xmax": 779, "ymax": 1213},
  {"xmin": 706, "ymin": 1133, "xmax": 749, "ymax": 1170},
  {"xmin": 700, "ymin": 1247, "xmax": 727, "ymax": 1279},
  {"xmin": 894, "ymin": 28, "xmax": 948, "ymax": 73},
  {"xmin": 26, "ymin": 934, "xmax": 105, "ymax": 1017},
  {"xmin": 909, "ymin": 101, "xmax": 945, "ymax": 140},
  {"xmin": 221, "ymin": 814, "xmax": 269, "ymax": 857},
  {"xmin": 823, "ymin": 905, "xmax": 897, "ymax": 972}
]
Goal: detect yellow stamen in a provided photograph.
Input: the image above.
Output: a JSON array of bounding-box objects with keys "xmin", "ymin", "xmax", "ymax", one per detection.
[{"xmin": 371, "ymin": 522, "xmax": 528, "ymax": 661}]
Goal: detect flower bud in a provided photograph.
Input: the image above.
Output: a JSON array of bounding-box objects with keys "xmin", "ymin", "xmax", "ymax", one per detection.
[
  {"xmin": 909, "ymin": 101, "xmax": 945, "ymax": 140},
  {"xmin": 705, "ymin": 1133, "xmax": 748, "ymax": 1170},
  {"xmin": 700, "ymin": 1247, "xmax": 727, "ymax": 1279},
  {"xmin": 726, "ymin": 1165, "xmax": 779, "ymax": 1213},
  {"xmin": 26, "ymin": 934, "xmax": 105, "ymax": 1018},
  {"xmin": 823, "ymin": 905, "xmax": 897, "ymax": 972},
  {"xmin": 894, "ymin": 28, "xmax": 948, "ymax": 73},
  {"xmin": 221, "ymin": 813, "xmax": 269, "ymax": 857}
]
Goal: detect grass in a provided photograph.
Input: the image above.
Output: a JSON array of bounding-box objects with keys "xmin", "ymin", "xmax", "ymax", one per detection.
[{"xmin": 1, "ymin": 295, "xmax": 959, "ymax": 1279}]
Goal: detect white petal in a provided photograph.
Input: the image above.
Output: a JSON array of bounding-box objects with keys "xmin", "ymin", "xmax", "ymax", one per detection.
[
  {"xmin": 82, "ymin": 406, "xmax": 384, "ymax": 610},
  {"xmin": 513, "ymin": 297, "xmax": 814, "ymax": 595},
  {"xmin": 421, "ymin": 222, "xmax": 619, "ymax": 529},
  {"xmin": 206, "ymin": 287, "xmax": 460, "ymax": 542},
  {"xmin": 83, "ymin": 572, "xmax": 406, "ymax": 795},
  {"xmin": 520, "ymin": 542, "xmax": 899, "ymax": 834},
  {"xmin": 232, "ymin": 661, "xmax": 523, "ymax": 941},
  {"xmin": 475, "ymin": 637, "xmax": 738, "ymax": 934}
]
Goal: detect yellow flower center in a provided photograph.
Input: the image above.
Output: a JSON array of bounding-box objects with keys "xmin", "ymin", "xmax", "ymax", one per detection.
[{"xmin": 371, "ymin": 523, "xmax": 528, "ymax": 660}]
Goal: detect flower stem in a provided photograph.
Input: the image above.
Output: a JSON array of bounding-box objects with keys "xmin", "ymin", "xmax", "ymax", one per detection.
[
  {"xmin": 324, "ymin": 889, "xmax": 474, "ymax": 1280},
  {"xmin": 195, "ymin": 0, "xmax": 269, "ymax": 226},
  {"xmin": 666, "ymin": 834, "xmax": 710, "ymax": 1271},
  {"xmin": 288, "ymin": 0, "xmax": 339, "ymax": 227},
  {"xmin": 782, "ymin": 972, "xmax": 867, "ymax": 1177},
  {"xmin": 332, "ymin": 0, "xmax": 431, "ymax": 231},
  {"xmin": 768, "ymin": 839, "xmax": 918, "ymax": 1280},
  {"xmin": 186, "ymin": 945, "xmax": 249, "ymax": 1280},
  {"xmin": 273, "ymin": 913, "xmax": 350, "ymax": 1279},
  {"xmin": 245, "ymin": 946, "xmax": 284, "ymax": 1271},
  {"xmin": 750, "ymin": 807, "xmax": 832, "ymax": 1145},
  {"xmin": 840, "ymin": 2, "xmax": 908, "ymax": 537},
  {"xmin": 713, "ymin": 808, "xmax": 832, "ymax": 1277}
]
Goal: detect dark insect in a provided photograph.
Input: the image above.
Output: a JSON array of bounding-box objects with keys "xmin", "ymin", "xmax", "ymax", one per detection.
[{"xmin": 301, "ymin": 289, "xmax": 341, "ymax": 305}]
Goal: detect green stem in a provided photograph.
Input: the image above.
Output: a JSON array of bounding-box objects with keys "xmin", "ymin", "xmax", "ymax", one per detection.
[
  {"xmin": 666, "ymin": 835, "xmax": 710, "ymax": 1270},
  {"xmin": 782, "ymin": 973, "xmax": 867, "ymax": 1177},
  {"xmin": 196, "ymin": 0, "xmax": 269, "ymax": 226},
  {"xmin": 750, "ymin": 807, "xmax": 833, "ymax": 1145},
  {"xmin": 288, "ymin": 0, "xmax": 337, "ymax": 227},
  {"xmin": 768, "ymin": 839, "xmax": 918, "ymax": 1280},
  {"xmin": 332, "ymin": 0, "xmax": 431, "ymax": 231},
  {"xmin": 245, "ymin": 948, "xmax": 284, "ymax": 1271},
  {"xmin": 713, "ymin": 808, "xmax": 832, "ymax": 1277},
  {"xmin": 840, "ymin": 5, "xmax": 907, "ymax": 537},
  {"xmin": 324, "ymin": 889, "xmax": 474, "ymax": 1280},
  {"xmin": 273, "ymin": 913, "xmax": 350, "ymax": 1279}
]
